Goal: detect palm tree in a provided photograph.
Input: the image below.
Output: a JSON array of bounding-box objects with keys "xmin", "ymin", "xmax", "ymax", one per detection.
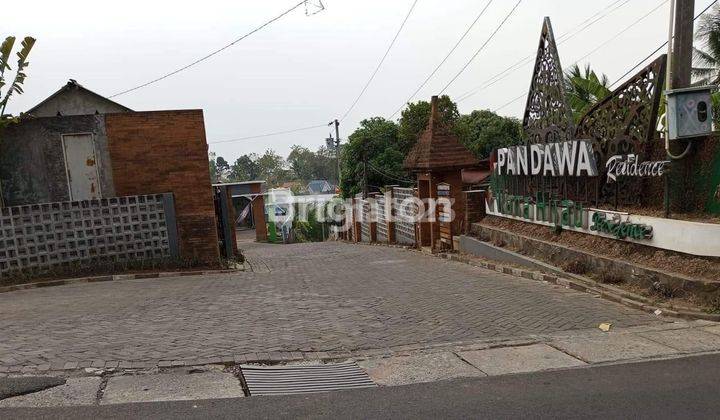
[
  {"xmin": 564, "ymin": 63, "xmax": 612, "ymax": 123},
  {"xmin": 693, "ymin": 4, "xmax": 720, "ymax": 85}
]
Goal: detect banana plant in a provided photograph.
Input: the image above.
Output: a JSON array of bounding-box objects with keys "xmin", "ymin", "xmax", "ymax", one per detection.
[
  {"xmin": 0, "ymin": 35, "xmax": 36, "ymax": 207},
  {"xmin": 0, "ymin": 35, "xmax": 36, "ymax": 123}
]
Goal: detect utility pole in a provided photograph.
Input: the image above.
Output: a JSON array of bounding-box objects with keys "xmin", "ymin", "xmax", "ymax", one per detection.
[
  {"xmin": 664, "ymin": 0, "xmax": 696, "ymax": 217},
  {"xmin": 672, "ymin": 0, "xmax": 695, "ymax": 90},
  {"xmin": 362, "ymin": 139, "xmax": 369, "ymax": 199},
  {"xmin": 328, "ymin": 119, "xmax": 342, "ymax": 189}
]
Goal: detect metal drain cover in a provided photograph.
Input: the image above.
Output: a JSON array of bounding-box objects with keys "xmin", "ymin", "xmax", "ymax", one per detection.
[{"xmin": 240, "ymin": 362, "xmax": 377, "ymax": 396}]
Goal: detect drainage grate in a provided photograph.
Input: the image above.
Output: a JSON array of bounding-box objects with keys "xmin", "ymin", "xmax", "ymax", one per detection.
[{"xmin": 240, "ymin": 362, "xmax": 377, "ymax": 396}]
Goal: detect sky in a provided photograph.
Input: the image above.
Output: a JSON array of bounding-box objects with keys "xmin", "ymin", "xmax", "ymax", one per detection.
[{"xmin": 4, "ymin": 0, "xmax": 698, "ymax": 163}]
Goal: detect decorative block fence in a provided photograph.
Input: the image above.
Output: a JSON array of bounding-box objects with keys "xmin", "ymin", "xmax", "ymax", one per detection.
[
  {"xmin": 0, "ymin": 194, "xmax": 179, "ymax": 275},
  {"xmin": 346, "ymin": 187, "xmax": 418, "ymax": 246}
]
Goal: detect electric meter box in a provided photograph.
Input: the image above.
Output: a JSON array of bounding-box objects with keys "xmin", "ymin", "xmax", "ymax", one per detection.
[{"xmin": 666, "ymin": 85, "xmax": 715, "ymax": 140}]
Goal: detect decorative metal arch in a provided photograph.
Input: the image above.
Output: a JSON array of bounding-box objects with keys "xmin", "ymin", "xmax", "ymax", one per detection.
[
  {"xmin": 523, "ymin": 17, "xmax": 575, "ymax": 144},
  {"xmin": 575, "ymin": 55, "xmax": 667, "ymax": 205}
]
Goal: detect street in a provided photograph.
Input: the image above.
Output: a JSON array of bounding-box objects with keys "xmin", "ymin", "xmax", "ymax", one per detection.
[
  {"xmin": 0, "ymin": 241, "xmax": 661, "ymax": 372},
  {"xmin": 3, "ymin": 353, "xmax": 720, "ymax": 419}
]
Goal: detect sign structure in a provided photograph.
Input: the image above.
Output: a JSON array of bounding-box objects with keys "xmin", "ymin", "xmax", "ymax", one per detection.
[
  {"xmin": 482, "ymin": 17, "xmax": 713, "ymax": 254},
  {"xmin": 485, "ymin": 193, "xmax": 720, "ymax": 257},
  {"xmin": 505, "ymin": 17, "xmax": 667, "ymax": 208}
]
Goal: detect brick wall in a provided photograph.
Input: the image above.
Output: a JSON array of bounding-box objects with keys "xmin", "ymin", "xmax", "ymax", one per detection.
[
  {"xmin": 105, "ymin": 110, "xmax": 220, "ymax": 265},
  {"xmin": 464, "ymin": 190, "xmax": 486, "ymax": 234}
]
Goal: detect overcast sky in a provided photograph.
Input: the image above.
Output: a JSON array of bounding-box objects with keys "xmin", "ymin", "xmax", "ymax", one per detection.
[{"xmin": 6, "ymin": 0, "xmax": 692, "ymax": 162}]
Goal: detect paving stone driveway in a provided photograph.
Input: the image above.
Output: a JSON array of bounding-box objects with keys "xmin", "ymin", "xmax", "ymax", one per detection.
[{"xmin": 0, "ymin": 242, "xmax": 662, "ymax": 370}]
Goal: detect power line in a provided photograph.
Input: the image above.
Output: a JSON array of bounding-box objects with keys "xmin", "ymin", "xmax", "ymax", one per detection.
[
  {"xmin": 367, "ymin": 161, "xmax": 415, "ymax": 184},
  {"xmin": 571, "ymin": 0, "xmax": 669, "ymax": 65},
  {"xmin": 456, "ymin": 0, "xmax": 631, "ymax": 103},
  {"xmin": 208, "ymin": 124, "xmax": 327, "ymax": 145},
  {"xmin": 108, "ymin": 1, "xmax": 313, "ymax": 98},
  {"xmin": 339, "ymin": 0, "xmax": 420, "ymax": 121},
  {"xmin": 493, "ymin": 0, "xmax": 671, "ymax": 113},
  {"xmin": 610, "ymin": 0, "xmax": 719, "ymax": 88},
  {"xmin": 438, "ymin": 0, "xmax": 524, "ymax": 95},
  {"xmin": 388, "ymin": 0, "xmax": 495, "ymax": 119}
]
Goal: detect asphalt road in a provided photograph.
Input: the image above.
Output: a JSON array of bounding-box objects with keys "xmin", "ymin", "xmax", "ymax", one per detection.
[{"xmin": 3, "ymin": 353, "xmax": 720, "ymax": 419}]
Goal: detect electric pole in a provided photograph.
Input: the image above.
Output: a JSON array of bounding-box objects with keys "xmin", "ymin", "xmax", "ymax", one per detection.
[
  {"xmin": 672, "ymin": 0, "xmax": 695, "ymax": 90},
  {"xmin": 328, "ymin": 119, "xmax": 342, "ymax": 189},
  {"xmin": 362, "ymin": 138, "xmax": 369, "ymax": 199}
]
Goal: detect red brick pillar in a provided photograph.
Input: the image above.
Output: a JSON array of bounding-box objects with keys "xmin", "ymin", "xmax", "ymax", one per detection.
[{"xmin": 463, "ymin": 190, "xmax": 486, "ymax": 234}]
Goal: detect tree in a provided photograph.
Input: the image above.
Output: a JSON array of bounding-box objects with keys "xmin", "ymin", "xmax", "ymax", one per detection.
[
  {"xmin": 255, "ymin": 150, "xmax": 287, "ymax": 186},
  {"xmin": 564, "ymin": 63, "xmax": 611, "ymax": 122},
  {"xmin": 0, "ymin": 36, "xmax": 36, "ymax": 126},
  {"xmin": 230, "ymin": 154, "xmax": 260, "ymax": 182},
  {"xmin": 397, "ymin": 95, "xmax": 459, "ymax": 154},
  {"xmin": 0, "ymin": 35, "xmax": 36, "ymax": 207},
  {"xmin": 287, "ymin": 145, "xmax": 338, "ymax": 185},
  {"xmin": 216, "ymin": 156, "xmax": 230, "ymax": 181},
  {"xmin": 454, "ymin": 110, "xmax": 524, "ymax": 159},
  {"xmin": 693, "ymin": 4, "xmax": 720, "ymax": 85},
  {"xmin": 692, "ymin": 5, "xmax": 720, "ymax": 124},
  {"xmin": 208, "ymin": 152, "xmax": 218, "ymax": 182},
  {"xmin": 340, "ymin": 117, "xmax": 408, "ymax": 198},
  {"xmin": 287, "ymin": 145, "xmax": 316, "ymax": 181}
]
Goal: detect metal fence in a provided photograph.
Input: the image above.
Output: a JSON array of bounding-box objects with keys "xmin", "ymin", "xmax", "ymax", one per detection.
[
  {"xmin": 0, "ymin": 194, "xmax": 178, "ymax": 275},
  {"xmin": 393, "ymin": 187, "xmax": 417, "ymax": 246}
]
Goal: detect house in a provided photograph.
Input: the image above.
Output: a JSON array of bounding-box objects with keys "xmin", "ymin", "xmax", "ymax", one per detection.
[
  {"xmin": 306, "ymin": 180, "xmax": 335, "ymax": 194},
  {"xmin": 0, "ymin": 80, "xmax": 223, "ymax": 270}
]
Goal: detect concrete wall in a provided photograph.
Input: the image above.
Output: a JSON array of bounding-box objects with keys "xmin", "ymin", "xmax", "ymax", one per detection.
[
  {"xmin": 105, "ymin": 110, "xmax": 220, "ymax": 265},
  {"xmin": 30, "ymin": 88, "xmax": 130, "ymax": 117},
  {"xmin": 0, "ymin": 115, "xmax": 116, "ymax": 206},
  {"xmin": 0, "ymin": 194, "xmax": 178, "ymax": 275}
]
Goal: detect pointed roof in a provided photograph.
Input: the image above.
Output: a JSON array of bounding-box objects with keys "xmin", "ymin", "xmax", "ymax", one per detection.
[
  {"xmin": 522, "ymin": 17, "xmax": 574, "ymax": 144},
  {"xmin": 403, "ymin": 96, "xmax": 479, "ymax": 172},
  {"xmin": 25, "ymin": 79, "xmax": 132, "ymax": 117}
]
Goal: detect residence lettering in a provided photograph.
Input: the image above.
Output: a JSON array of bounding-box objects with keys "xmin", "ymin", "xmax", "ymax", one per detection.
[{"xmin": 605, "ymin": 154, "xmax": 670, "ymax": 183}]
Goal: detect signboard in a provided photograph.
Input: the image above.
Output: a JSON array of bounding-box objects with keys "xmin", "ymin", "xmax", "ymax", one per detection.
[{"xmin": 485, "ymin": 194, "xmax": 720, "ymax": 257}]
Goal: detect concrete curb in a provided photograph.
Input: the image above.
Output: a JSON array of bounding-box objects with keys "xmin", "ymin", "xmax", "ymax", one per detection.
[
  {"xmin": 0, "ymin": 268, "xmax": 243, "ymax": 295},
  {"xmin": 440, "ymin": 252, "xmax": 720, "ymax": 322}
]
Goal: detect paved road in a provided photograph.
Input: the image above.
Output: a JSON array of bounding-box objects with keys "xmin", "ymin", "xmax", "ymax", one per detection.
[
  {"xmin": 0, "ymin": 241, "xmax": 660, "ymax": 370},
  {"xmin": 5, "ymin": 353, "xmax": 720, "ymax": 419}
]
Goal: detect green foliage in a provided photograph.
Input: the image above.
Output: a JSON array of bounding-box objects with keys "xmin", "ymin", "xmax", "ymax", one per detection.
[
  {"xmin": 564, "ymin": 63, "xmax": 611, "ymax": 122},
  {"xmin": 0, "ymin": 35, "xmax": 36, "ymax": 121},
  {"xmin": 208, "ymin": 152, "xmax": 218, "ymax": 182},
  {"xmin": 454, "ymin": 110, "xmax": 524, "ymax": 158},
  {"xmin": 397, "ymin": 95, "xmax": 459, "ymax": 153},
  {"xmin": 340, "ymin": 117, "xmax": 409, "ymax": 197},
  {"xmin": 1, "ymin": 35, "xmax": 36, "ymax": 207},
  {"xmin": 693, "ymin": 5, "xmax": 720, "ymax": 85},
  {"xmin": 339, "ymin": 96, "xmax": 524, "ymax": 197},
  {"xmin": 291, "ymin": 204, "xmax": 326, "ymax": 243},
  {"xmin": 230, "ymin": 154, "xmax": 261, "ymax": 182},
  {"xmin": 287, "ymin": 145, "xmax": 337, "ymax": 183}
]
